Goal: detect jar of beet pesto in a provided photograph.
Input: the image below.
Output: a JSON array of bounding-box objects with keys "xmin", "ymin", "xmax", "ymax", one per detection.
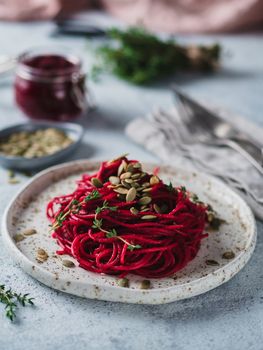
[{"xmin": 15, "ymin": 48, "xmax": 87, "ymax": 121}]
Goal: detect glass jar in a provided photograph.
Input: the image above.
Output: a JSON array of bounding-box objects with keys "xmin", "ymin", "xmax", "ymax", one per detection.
[{"xmin": 15, "ymin": 48, "xmax": 87, "ymax": 121}]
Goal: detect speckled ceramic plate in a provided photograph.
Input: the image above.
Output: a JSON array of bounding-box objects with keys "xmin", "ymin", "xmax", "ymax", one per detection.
[{"xmin": 2, "ymin": 160, "xmax": 256, "ymax": 304}]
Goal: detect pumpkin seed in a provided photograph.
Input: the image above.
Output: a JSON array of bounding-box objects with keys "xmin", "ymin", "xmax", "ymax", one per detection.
[
  {"xmin": 140, "ymin": 280, "xmax": 151, "ymax": 290},
  {"xmin": 142, "ymin": 182, "xmax": 150, "ymax": 188},
  {"xmin": 126, "ymin": 163, "xmax": 135, "ymax": 173},
  {"xmin": 205, "ymin": 259, "xmax": 219, "ymax": 266},
  {"xmin": 207, "ymin": 212, "xmax": 215, "ymax": 222},
  {"xmin": 117, "ymin": 160, "xmax": 127, "ymax": 176},
  {"xmin": 126, "ymin": 187, "xmax": 137, "ymax": 202},
  {"xmin": 120, "ymin": 172, "xmax": 132, "ymax": 180},
  {"xmin": 153, "ymin": 204, "xmax": 162, "ymax": 214},
  {"xmin": 62, "ymin": 259, "xmax": 75, "ymax": 268},
  {"xmin": 131, "ymin": 182, "xmax": 140, "ymax": 188},
  {"xmin": 8, "ymin": 178, "xmax": 20, "ymax": 184},
  {"xmin": 150, "ymin": 175, "xmax": 160, "ymax": 185},
  {"xmin": 117, "ymin": 278, "xmax": 129, "ymax": 288},
  {"xmin": 141, "ymin": 215, "xmax": 157, "ymax": 220},
  {"xmin": 107, "ymin": 153, "xmax": 129, "ymax": 164},
  {"xmin": 130, "ymin": 207, "xmax": 139, "ymax": 215},
  {"xmin": 142, "ymin": 187, "xmax": 152, "ymax": 193},
  {"xmin": 36, "ymin": 248, "xmax": 48, "ymax": 263},
  {"xmin": 37, "ymin": 248, "xmax": 48, "ymax": 257},
  {"xmin": 8, "ymin": 169, "xmax": 15, "ymax": 179},
  {"xmin": 91, "ymin": 177, "xmax": 103, "ymax": 188},
  {"xmin": 23, "ymin": 228, "xmax": 37, "ymax": 236},
  {"xmin": 121, "ymin": 180, "xmax": 131, "ymax": 189},
  {"xmin": 138, "ymin": 196, "xmax": 152, "ymax": 205},
  {"xmin": 114, "ymin": 187, "xmax": 129, "ymax": 194},
  {"xmin": 109, "ymin": 176, "xmax": 120, "ymax": 185},
  {"xmin": 140, "ymin": 208, "xmax": 150, "ymax": 212},
  {"xmin": 14, "ymin": 233, "xmax": 25, "ymax": 242},
  {"xmin": 131, "ymin": 173, "xmax": 141, "ymax": 179},
  {"xmin": 133, "ymin": 162, "xmax": 142, "ymax": 169},
  {"xmin": 222, "ymin": 251, "xmax": 235, "ymax": 260},
  {"xmin": 124, "ymin": 178, "xmax": 134, "ymax": 184}
]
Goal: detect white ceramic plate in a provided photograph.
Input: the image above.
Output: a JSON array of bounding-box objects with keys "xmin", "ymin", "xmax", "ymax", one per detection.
[{"xmin": 2, "ymin": 160, "xmax": 256, "ymax": 304}]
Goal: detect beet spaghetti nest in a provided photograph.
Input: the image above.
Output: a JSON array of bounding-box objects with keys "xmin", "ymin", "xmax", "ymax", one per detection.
[{"xmin": 47, "ymin": 155, "xmax": 215, "ymax": 278}]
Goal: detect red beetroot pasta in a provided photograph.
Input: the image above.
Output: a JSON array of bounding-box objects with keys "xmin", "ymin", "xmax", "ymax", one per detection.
[{"xmin": 47, "ymin": 156, "xmax": 209, "ymax": 278}]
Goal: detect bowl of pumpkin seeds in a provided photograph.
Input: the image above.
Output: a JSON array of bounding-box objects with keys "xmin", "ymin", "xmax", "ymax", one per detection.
[{"xmin": 0, "ymin": 121, "xmax": 84, "ymax": 170}]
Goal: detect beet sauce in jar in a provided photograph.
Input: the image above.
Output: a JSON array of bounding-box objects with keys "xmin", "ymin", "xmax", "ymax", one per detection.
[{"xmin": 15, "ymin": 49, "xmax": 86, "ymax": 121}]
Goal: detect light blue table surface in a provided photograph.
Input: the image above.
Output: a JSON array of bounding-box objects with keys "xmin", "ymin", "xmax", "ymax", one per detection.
[{"xmin": 0, "ymin": 21, "xmax": 262, "ymax": 350}]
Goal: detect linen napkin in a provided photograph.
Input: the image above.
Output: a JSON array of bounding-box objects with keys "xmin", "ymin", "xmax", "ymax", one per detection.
[{"xmin": 126, "ymin": 103, "xmax": 263, "ymax": 220}]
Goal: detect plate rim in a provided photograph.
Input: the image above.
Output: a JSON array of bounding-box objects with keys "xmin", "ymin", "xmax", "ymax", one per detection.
[{"xmin": 1, "ymin": 159, "xmax": 257, "ymax": 304}]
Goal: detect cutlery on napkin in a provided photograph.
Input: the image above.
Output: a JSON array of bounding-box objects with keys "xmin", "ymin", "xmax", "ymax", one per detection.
[{"xmin": 125, "ymin": 98, "xmax": 263, "ymax": 220}]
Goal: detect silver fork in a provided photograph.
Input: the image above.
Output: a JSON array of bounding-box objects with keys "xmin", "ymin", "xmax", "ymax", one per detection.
[
  {"xmin": 152, "ymin": 109, "xmax": 263, "ymax": 205},
  {"xmin": 172, "ymin": 86, "xmax": 263, "ymax": 176}
]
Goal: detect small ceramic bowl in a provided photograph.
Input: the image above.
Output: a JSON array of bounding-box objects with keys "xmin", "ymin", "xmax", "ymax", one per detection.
[{"xmin": 0, "ymin": 121, "xmax": 84, "ymax": 170}]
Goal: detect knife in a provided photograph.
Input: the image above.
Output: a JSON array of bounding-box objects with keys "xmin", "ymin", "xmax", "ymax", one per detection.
[{"xmin": 172, "ymin": 85, "xmax": 263, "ymax": 171}]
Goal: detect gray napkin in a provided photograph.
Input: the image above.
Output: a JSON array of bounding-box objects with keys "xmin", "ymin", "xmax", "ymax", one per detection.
[{"xmin": 126, "ymin": 104, "xmax": 263, "ymax": 220}]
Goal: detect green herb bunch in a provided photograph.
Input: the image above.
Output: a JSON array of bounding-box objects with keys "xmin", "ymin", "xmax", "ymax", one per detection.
[
  {"xmin": 0, "ymin": 285, "xmax": 34, "ymax": 321},
  {"xmin": 92, "ymin": 27, "xmax": 221, "ymax": 84}
]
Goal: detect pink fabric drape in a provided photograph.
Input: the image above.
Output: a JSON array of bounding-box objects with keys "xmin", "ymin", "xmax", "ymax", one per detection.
[
  {"xmin": 1, "ymin": 0, "xmax": 263, "ymax": 33},
  {"xmin": 101, "ymin": 0, "xmax": 263, "ymax": 33}
]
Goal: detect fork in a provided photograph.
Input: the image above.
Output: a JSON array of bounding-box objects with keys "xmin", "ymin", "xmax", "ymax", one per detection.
[
  {"xmin": 152, "ymin": 109, "xmax": 263, "ymax": 205},
  {"xmin": 172, "ymin": 87, "xmax": 263, "ymax": 176}
]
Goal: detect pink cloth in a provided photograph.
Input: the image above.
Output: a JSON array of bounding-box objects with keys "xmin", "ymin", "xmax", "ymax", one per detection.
[
  {"xmin": 101, "ymin": 0, "xmax": 263, "ymax": 33},
  {"xmin": 1, "ymin": 0, "xmax": 263, "ymax": 33}
]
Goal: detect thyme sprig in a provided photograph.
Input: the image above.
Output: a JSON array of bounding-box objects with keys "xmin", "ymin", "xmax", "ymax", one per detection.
[
  {"xmin": 51, "ymin": 190, "xmax": 101, "ymax": 231},
  {"xmin": 0, "ymin": 285, "xmax": 34, "ymax": 322},
  {"xmin": 92, "ymin": 201, "xmax": 141, "ymax": 251},
  {"xmin": 91, "ymin": 27, "xmax": 221, "ymax": 85}
]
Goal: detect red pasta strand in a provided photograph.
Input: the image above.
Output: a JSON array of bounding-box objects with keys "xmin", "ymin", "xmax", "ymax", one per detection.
[{"xmin": 47, "ymin": 157, "xmax": 208, "ymax": 278}]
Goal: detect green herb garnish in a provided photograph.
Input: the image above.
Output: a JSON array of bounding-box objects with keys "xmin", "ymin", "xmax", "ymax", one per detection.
[
  {"xmin": 84, "ymin": 190, "xmax": 101, "ymax": 202},
  {"xmin": 51, "ymin": 190, "xmax": 101, "ymax": 231},
  {"xmin": 0, "ymin": 285, "xmax": 34, "ymax": 322},
  {"xmin": 91, "ymin": 27, "xmax": 221, "ymax": 84},
  {"xmin": 127, "ymin": 244, "xmax": 142, "ymax": 251},
  {"xmin": 106, "ymin": 228, "xmax": 118, "ymax": 238}
]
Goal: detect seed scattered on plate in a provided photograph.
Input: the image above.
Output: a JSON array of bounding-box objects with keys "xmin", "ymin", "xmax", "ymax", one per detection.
[
  {"xmin": 222, "ymin": 251, "xmax": 235, "ymax": 260},
  {"xmin": 117, "ymin": 278, "xmax": 129, "ymax": 288},
  {"xmin": 62, "ymin": 259, "xmax": 75, "ymax": 268},
  {"xmin": 36, "ymin": 248, "xmax": 49, "ymax": 263},
  {"xmin": 14, "ymin": 234, "xmax": 25, "ymax": 242},
  {"xmin": 23, "ymin": 228, "xmax": 37, "ymax": 236},
  {"xmin": 7, "ymin": 169, "xmax": 15, "ymax": 179},
  {"xmin": 140, "ymin": 280, "xmax": 151, "ymax": 290},
  {"xmin": 8, "ymin": 178, "xmax": 20, "ymax": 185},
  {"xmin": 205, "ymin": 259, "xmax": 219, "ymax": 266}
]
